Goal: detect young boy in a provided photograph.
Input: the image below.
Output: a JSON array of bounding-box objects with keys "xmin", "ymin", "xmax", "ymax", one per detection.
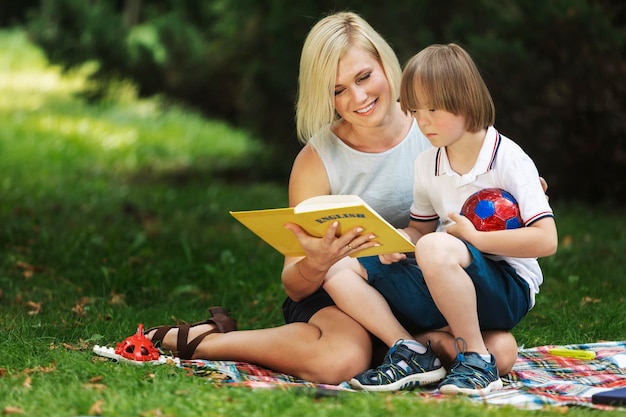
[{"xmin": 323, "ymin": 43, "xmax": 557, "ymax": 395}]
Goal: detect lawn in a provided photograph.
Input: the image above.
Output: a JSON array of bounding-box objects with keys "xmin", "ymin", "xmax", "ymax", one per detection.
[{"xmin": 0, "ymin": 28, "xmax": 624, "ymax": 417}]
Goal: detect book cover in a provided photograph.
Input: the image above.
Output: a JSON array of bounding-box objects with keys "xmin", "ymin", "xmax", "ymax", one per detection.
[
  {"xmin": 230, "ymin": 195, "xmax": 414, "ymax": 257},
  {"xmin": 591, "ymin": 387, "xmax": 626, "ymax": 406}
]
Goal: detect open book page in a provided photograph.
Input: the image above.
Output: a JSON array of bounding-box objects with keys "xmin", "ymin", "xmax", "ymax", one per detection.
[{"xmin": 294, "ymin": 194, "xmax": 366, "ymax": 213}]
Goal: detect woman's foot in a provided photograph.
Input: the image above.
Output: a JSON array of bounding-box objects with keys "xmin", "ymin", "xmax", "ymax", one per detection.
[
  {"xmin": 145, "ymin": 323, "xmax": 217, "ymax": 354},
  {"xmin": 144, "ymin": 306, "xmax": 236, "ymax": 359}
]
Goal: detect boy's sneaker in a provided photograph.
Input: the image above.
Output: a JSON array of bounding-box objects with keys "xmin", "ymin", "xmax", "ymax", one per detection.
[
  {"xmin": 438, "ymin": 338, "xmax": 503, "ymax": 396},
  {"xmin": 349, "ymin": 339, "xmax": 446, "ymax": 391}
]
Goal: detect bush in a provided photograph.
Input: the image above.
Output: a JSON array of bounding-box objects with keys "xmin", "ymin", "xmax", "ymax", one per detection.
[{"xmin": 19, "ymin": 0, "xmax": 626, "ymax": 203}]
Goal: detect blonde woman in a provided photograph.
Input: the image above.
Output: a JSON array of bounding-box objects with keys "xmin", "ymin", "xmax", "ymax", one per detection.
[{"xmin": 147, "ymin": 12, "xmax": 520, "ymax": 385}]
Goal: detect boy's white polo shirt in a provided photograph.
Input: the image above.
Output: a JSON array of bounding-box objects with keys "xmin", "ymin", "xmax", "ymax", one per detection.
[{"xmin": 409, "ymin": 126, "xmax": 554, "ymax": 307}]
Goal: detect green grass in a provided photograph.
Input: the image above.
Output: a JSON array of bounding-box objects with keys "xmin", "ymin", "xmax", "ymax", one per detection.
[{"xmin": 0, "ymin": 28, "xmax": 624, "ymax": 417}]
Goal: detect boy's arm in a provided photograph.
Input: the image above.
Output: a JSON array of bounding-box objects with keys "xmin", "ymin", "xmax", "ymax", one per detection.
[
  {"xmin": 377, "ymin": 219, "xmax": 438, "ymax": 264},
  {"xmin": 446, "ymin": 212, "xmax": 558, "ymax": 258},
  {"xmin": 404, "ymin": 219, "xmax": 439, "ymax": 243}
]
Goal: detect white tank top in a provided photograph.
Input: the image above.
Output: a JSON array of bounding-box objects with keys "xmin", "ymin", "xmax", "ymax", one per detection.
[{"xmin": 309, "ymin": 120, "xmax": 431, "ymax": 228}]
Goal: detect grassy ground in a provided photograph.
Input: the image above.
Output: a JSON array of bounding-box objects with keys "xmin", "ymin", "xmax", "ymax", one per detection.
[{"xmin": 0, "ymin": 29, "xmax": 624, "ymax": 417}]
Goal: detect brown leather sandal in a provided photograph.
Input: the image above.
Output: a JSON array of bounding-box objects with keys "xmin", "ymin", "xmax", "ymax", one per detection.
[{"xmin": 146, "ymin": 306, "xmax": 237, "ymax": 359}]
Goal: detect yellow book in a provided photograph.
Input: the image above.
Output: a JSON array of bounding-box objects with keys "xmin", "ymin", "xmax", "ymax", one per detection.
[{"xmin": 230, "ymin": 195, "xmax": 415, "ymax": 258}]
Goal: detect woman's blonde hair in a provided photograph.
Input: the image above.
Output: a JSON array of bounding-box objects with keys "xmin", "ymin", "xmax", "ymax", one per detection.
[
  {"xmin": 400, "ymin": 43, "xmax": 495, "ymax": 133},
  {"xmin": 295, "ymin": 12, "xmax": 402, "ymax": 144}
]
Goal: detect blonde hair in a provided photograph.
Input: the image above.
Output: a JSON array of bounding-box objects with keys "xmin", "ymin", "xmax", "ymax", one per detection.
[
  {"xmin": 295, "ymin": 12, "xmax": 402, "ymax": 144},
  {"xmin": 400, "ymin": 43, "xmax": 495, "ymax": 133}
]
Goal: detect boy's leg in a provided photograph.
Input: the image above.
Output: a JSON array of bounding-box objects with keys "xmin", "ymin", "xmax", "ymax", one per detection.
[
  {"xmin": 416, "ymin": 232, "xmax": 516, "ymax": 395},
  {"xmin": 415, "ymin": 233, "xmax": 487, "ymax": 356},
  {"xmin": 322, "ymin": 256, "xmax": 415, "ymax": 347},
  {"xmin": 323, "ymin": 257, "xmax": 445, "ymax": 391}
]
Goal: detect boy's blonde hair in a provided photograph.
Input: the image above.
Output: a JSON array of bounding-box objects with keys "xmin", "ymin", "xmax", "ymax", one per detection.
[
  {"xmin": 400, "ymin": 43, "xmax": 495, "ymax": 133},
  {"xmin": 296, "ymin": 12, "xmax": 402, "ymax": 144}
]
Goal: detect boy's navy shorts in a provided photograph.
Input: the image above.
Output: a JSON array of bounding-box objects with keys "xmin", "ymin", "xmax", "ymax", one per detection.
[
  {"xmin": 282, "ymin": 242, "xmax": 530, "ymax": 331},
  {"xmin": 358, "ymin": 241, "xmax": 531, "ymax": 333}
]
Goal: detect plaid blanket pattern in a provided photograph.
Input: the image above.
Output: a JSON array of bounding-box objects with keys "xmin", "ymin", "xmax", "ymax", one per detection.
[
  {"xmin": 476, "ymin": 341, "xmax": 626, "ymax": 409},
  {"xmin": 180, "ymin": 359, "xmax": 350, "ymax": 393},
  {"xmin": 180, "ymin": 341, "xmax": 626, "ymax": 409}
]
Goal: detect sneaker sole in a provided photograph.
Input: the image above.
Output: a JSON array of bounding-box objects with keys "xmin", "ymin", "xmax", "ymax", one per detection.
[
  {"xmin": 349, "ymin": 367, "xmax": 446, "ymax": 392},
  {"xmin": 439, "ymin": 378, "xmax": 503, "ymax": 396}
]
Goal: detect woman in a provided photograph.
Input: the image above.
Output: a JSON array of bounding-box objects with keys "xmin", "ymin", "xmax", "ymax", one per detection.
[{"xmin": 146, "ymin": 11, "xmax": 519, "ymax": 384}]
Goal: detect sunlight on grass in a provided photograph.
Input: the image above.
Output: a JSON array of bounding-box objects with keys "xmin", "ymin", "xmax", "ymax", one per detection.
[
  {"xmin": 0, "ymin": 29, "xmax": 262, "ymax": 182},
  {"xmin": 0, "ymin": 29, "xmax": 88, "ymax": 111},
  {"xmin": 0, "ymin": 71, "xmax": 81, "ymax": 111}
]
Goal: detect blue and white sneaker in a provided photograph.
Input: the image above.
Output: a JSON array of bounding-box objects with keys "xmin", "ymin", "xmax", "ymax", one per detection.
[
  {"xmin": 438, "ymin": 338, "xmax": 503, "ymax": 395},
  {"xmin": 350, "ymin": 339, "xmax": 446, "ymax": 391}
]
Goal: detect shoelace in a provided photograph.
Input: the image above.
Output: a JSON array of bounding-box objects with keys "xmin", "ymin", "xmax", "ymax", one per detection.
[
  {"xmin": 453, "ymin": 337, "xmax": 467, "ymax": 360},
  {"xmin": 370, "ymin": 342, "xmax": 413, "ymax": 382},
  {"xmin": 446, "ymin": 337, "xmax": 493, "ymax": 386}
]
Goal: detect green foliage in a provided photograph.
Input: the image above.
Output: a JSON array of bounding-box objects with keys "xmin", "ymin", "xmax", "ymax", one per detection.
[
  {"xmin": 11, "ymin": 1, "xmax": 626, "ymax": 202},
  {"xmin": 27, "ymin": 0, "xmax": 130, "ymax": 73},
  {"xmin": 464, "ymin": 0, "xmax": 626, "ymax": 205},
  {"xmin": 8, "ymin": 0, "xmax": 626, "ymax": 204},
  {"xmin": 0, "ymin": 28, "xmax": 625, "ymax": 417}
]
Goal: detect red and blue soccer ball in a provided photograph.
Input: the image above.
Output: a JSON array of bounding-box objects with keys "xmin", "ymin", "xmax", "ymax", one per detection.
[{"xmin": 460, "ymin": 188, "xmax": 523, "ymax": 231}]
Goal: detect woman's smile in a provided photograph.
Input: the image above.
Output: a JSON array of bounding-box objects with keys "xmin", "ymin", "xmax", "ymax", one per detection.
[{"xmin": 356, "ymin": 99, "xmax": 377, "ymax": 115}]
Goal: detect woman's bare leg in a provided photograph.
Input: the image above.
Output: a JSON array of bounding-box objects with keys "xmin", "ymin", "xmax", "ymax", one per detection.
[
  {"xmin": 147, "ymin": 306, "xmax": 372, "ymax": 384},
  {"xmin": 414, "ymin": 328, "xmax": 518, "ymax": 375}
]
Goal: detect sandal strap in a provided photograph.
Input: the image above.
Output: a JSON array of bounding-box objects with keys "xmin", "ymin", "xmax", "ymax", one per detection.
[
  {"xmin": 208, "ymin": 306, "xmax": 237, "ymax": 333},
  {"xmin": 178, "ymin": 328, "xmax": 220, "ymax": 359},
  {"xmin": 149, "ymin": 325, "xmax": 174, "ymax": 347},
  {"xmin": 176, "ymin": 324, "xmax": 192, "ymax": 358},
  {"xmin": 145, "ymin": 306, "xmax": 236, "ymax": 359}
]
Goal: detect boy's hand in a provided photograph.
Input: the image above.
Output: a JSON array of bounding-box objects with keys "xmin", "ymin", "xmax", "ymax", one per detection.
[
  {"xmin": 378, "ymin": 251, "xmax": 407, "ymax": 265},
  {"xmin": 445, "ymin": 212, "xmax": 477, "ymax": 240}
]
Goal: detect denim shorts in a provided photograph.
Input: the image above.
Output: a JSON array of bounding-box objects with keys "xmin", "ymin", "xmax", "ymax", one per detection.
[{"xmin": 358, "ymin": 242, "xmax": 530, "ymax": 333}]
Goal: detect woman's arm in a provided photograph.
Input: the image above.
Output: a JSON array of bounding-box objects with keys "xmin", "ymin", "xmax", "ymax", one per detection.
[{"xmin": 281, "ymin": 144, "xmax": 335, "ymax": 301}]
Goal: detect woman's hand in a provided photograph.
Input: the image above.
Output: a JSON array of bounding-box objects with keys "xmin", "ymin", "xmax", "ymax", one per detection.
[
  {"xmin": 284, "ymin": 221, "xmax": 379, "ymax": 269},
  {"xmin": 282, "ymin": 221, "xmax": 379, "ymax": 301}
]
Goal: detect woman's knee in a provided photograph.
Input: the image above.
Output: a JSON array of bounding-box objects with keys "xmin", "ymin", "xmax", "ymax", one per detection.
[
  {"xmin": 484, "ymin": 330, "xmax": 518, "ymax": 375},
  {"xmin": 304, "ymin": 342, "xmax": 371, "ymax": 384},
  {"xmin": 414, "ymin": 329, "xmax": 518, "ymax": 375},
  {"xmin": 305, "ymin": 307, "xmax": 372, "ymax": 383}
]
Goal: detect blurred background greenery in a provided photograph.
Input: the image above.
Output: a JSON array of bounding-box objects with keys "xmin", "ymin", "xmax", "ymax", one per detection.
[
  {"xmin": 0, "ymin": 5, "xmax": 623, "ymax": 415},
  {"xmin": 1, "ymin": 0, "xmax": 624, "ymax": 204}
]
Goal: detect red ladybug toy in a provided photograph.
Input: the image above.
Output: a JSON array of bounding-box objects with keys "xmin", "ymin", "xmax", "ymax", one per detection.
[{"xmin": 114, "ymin": 324, "xmax": 160, "ymax": 362}]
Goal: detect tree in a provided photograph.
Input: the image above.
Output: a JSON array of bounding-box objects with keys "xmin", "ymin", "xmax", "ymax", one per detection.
[{"xmin": 22, "ymin": 0, "xmax": 626, "ymax": 203}]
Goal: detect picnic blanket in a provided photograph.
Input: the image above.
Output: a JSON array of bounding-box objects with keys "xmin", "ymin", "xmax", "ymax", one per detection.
[{"xmin": 179, "ymin": 341, "xmax": 626, "ymax": 410}]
